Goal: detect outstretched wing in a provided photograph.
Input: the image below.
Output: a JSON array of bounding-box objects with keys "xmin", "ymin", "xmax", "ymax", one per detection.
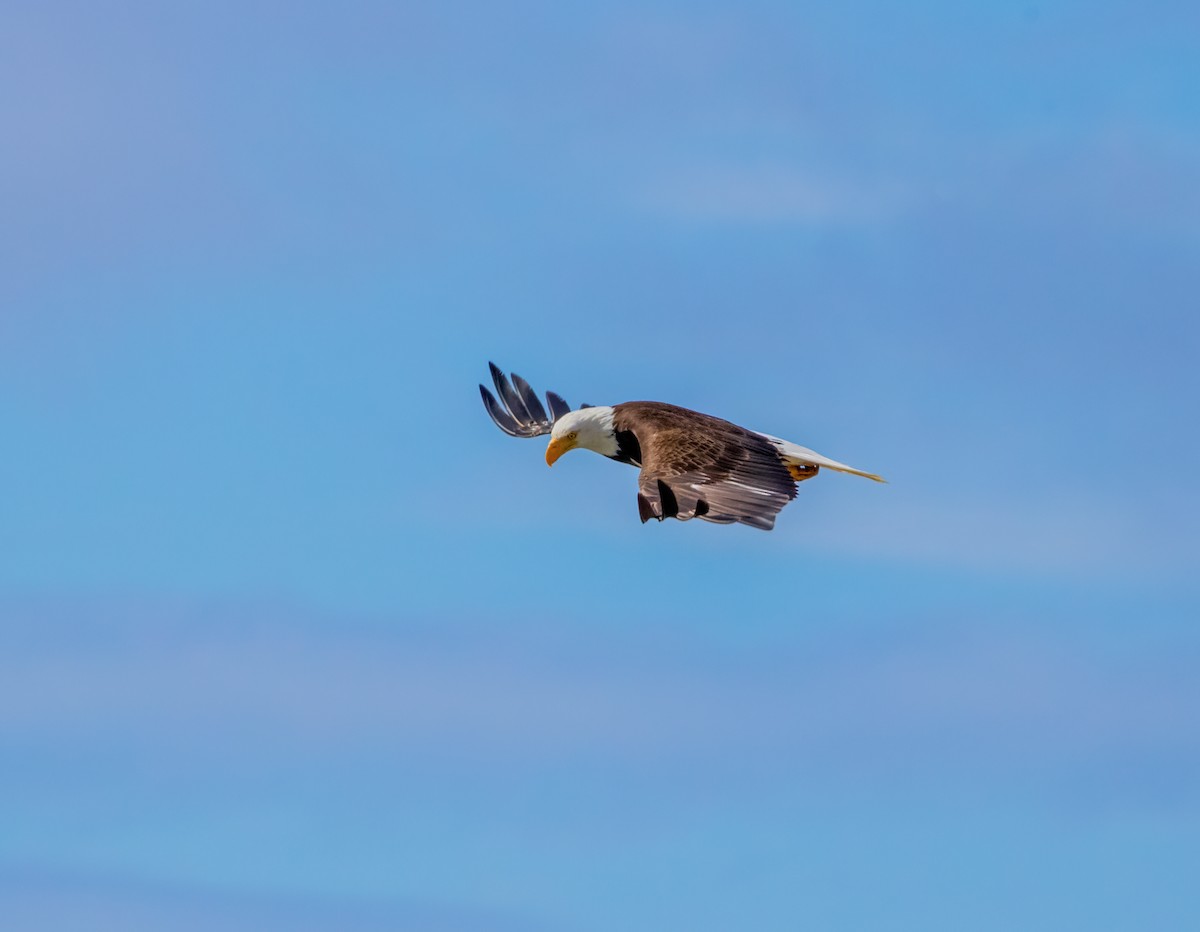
[
  {"xmin": 615, "ymin": 402, "xmax": 797, "ymax": 531},
  {"xmin": 479, "ymin": 362, "xmax": 573, "ymax": 438}
]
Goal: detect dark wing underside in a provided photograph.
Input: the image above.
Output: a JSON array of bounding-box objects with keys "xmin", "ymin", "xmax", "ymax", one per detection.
[
  {"xmin": 479, "ymin": 362, "xmax": 573, "ymax": 438},
  {"xmin": 614, "ymin": 402, "xmax": 797, "ymax": 531}
]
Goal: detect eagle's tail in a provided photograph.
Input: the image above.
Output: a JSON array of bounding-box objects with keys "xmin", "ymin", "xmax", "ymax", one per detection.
[{"xmin": 761, "ymin": 434, "xmax": 886, "ymax": 483}]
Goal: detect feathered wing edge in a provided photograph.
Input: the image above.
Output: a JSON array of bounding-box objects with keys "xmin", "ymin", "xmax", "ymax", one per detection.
[
  {"xmin": 637, "ymin": 472, "xmax": 786, "ymax": 530},
  {"xmin": 479, "ymin": 362, "xmax": 572, "ymax": 438}
]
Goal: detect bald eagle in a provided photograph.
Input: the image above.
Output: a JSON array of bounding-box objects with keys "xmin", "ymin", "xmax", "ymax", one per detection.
[{"xmin": 481, "ymin": 363, "xmax": 883, "ymax": 530}]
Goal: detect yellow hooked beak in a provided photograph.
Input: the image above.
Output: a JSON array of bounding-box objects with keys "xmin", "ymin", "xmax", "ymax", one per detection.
[{"xmin": 545, "ymin": 435, "xmax": 576, "ymax": 466}]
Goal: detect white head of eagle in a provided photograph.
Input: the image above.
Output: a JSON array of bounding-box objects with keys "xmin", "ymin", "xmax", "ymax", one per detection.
[{"xmin": 545, "ymin": 406, "xmax": 619, "ymax": 465}]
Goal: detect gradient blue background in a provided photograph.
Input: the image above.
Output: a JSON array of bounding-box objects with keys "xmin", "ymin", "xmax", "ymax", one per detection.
[{"xmin": 3, "ymin": 2, "xmax": 1198, "ymax": 929}]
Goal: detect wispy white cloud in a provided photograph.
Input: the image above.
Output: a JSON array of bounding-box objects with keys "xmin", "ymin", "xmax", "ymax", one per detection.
[
  {"xmin": 2, "ymin": 599, "xmax": 1194, "ymax": 796},
  {"xmin": 0, "ymin": 864, "xmax": 549, "ymax": 932},
  {"xmin": 807, "ymin": 492, "xmax": 1193, "ymax": 578},
  {"xmin": 639, "ymin": 163, "xmax": 906, "ymax": 226}
]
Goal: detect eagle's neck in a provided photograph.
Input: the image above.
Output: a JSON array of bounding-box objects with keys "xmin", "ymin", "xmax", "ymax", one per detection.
[
  {"xmin": 587, "ymin": 406, "xmax": 639, "ymax": 466},
  {"xmin": 568, "ymin": 406, "xmax": 622, "ymax": 459}
]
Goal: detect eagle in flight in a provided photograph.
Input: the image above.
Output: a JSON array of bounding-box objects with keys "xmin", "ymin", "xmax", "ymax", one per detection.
[{"xmin": 481, "ymin": 363, "xmax": 883, "ymax": 531}]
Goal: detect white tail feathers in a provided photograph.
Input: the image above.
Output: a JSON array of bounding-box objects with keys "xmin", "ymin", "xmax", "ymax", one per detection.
[{"xmin": 760, "ymin": 434, "xmax": 886, "ymax": 483}]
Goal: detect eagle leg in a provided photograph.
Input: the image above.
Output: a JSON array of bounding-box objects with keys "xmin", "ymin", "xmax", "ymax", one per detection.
[{"xmin": 787, "ymin": 463, "xmax": 820, "ymax": 483}]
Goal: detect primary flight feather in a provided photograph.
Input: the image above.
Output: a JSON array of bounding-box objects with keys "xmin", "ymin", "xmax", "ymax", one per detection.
[{"xmin": 480, "ymin": 362, "xmax": 883, "ymax": 531}]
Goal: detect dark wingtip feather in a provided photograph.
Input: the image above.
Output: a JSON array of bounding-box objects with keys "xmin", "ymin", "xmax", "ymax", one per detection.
[
  {"xmin": 481, "ymin": 362, "xmax": 564, "ymax": 437},
  {"xmin": 480, "ymin": 384, "xmax": 525, "ymax": 436},
  {"xmin": 490, "ymin": 362, "xmax": 532, "ymax": 424},
  {"xmin": 511, "ymin": 373, "xmax": 547, "ymax": 423},
  {"xmin": 656, "ymin": 480, "xmax": 680, "ymax": 519},
  {"xmin": 545, "ymin": 391, "xmax": 571, "ymax": 422}
]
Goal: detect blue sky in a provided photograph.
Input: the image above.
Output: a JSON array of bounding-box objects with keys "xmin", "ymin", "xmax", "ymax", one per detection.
[{"xmin": 2, "ymin": 2, "xmax": 1198, "ymax": 929}]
